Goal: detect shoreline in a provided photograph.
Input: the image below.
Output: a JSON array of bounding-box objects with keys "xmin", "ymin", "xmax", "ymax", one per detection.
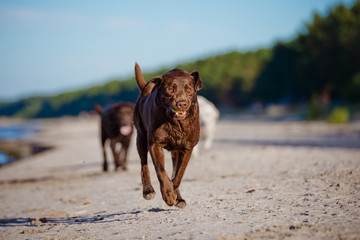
[
  {"xmin": 0, "ymin": 139, "xmax": 54, "ymax": 166},
  {"xmin": 0, "ymin": 120, "xmax": 52, "ymax": 166}
]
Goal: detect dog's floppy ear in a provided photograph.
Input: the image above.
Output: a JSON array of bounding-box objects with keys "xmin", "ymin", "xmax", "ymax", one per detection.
[
  {"xmin": 191, "ymin": 71, "xmax": 203, "ymax": 91},
  {"xmin": 142, "ymin": 76, "xmax": 162, "ymax": 97}
]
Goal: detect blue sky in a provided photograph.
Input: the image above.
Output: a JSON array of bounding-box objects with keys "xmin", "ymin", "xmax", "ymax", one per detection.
[{"xmin": 0, "ymin": 0, "xmax": 356, "ymax": 101}]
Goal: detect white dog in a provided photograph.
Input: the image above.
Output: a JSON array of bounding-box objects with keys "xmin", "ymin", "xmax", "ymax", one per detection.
[{"xmin": 193, "ymin": 96, "xmax": 219, "ymax": 157}]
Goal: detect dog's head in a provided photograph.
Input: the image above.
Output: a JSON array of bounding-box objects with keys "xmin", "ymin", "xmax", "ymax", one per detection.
[
  {"xmin": 110, "ymin": 103, "xmax": 134, "ymax": 136},
  {"xmin": 142, "ymin": 69, "xmax": 203, "ymax": 120}
]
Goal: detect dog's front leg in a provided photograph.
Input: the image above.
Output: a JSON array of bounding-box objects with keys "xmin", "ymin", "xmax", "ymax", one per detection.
[
  {"xmin": 119, "ymin": 142, "xmax": 130, "ymax": 170},
  {"xmin": 137, "ymin": 133, "xmax": 155, "ymax": 200},
  {"xmin": 101, "ymin": 138, "xmax": 108, "ymax": 172},
  {"xmin": 149, "ymin": 144, "xmax": 176, "ymax": 206},
  {"xmin": 171, "ymin": 149, "xmax": 192, "ymax": 208},
  {"xmin": 110, "ymin": 139, "xmax": 121, "ymax": 170}
]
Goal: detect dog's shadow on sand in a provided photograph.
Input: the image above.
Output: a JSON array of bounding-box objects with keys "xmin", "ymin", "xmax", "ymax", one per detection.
[{"xmin": 0, "ymin": 208, "xmax": 173, "ymax": 227}]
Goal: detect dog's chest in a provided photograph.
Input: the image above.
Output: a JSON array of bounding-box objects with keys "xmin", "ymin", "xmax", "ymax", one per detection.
[{"xmin": 153, "ymin": 121, "xmax": 195, "ymax": 151}]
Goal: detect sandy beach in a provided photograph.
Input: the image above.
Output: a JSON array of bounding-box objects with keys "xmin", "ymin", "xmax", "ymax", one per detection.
[{"xmin": 0, "ymin": 116, "xmax": 359, "ymax": 240}]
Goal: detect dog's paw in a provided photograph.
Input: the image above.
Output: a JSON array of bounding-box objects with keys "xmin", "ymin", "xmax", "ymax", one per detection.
[
  {"xmin": 103, "ymin": 164, "xmax": 108, "ymax": 172},
  {"xmin": 162, "ymin": 188, "xmax": 177, "ymax": 206},
  {"xmin": 175, "ymin": 199, "xmax": 186, "ymax": 209},
  {"xmin": 143, "ymin": 188, "xmax": 156, "ymax": 200},
  {"xmin": 144, "ymin": 192, "xmax": 156, "ymax": 200}
]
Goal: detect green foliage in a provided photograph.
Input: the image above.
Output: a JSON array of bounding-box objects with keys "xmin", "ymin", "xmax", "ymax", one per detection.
[
  {"xmin": 328, "ymin": 106, "xmax": 350, "ymax": 123},
  {"xmin": 177, "ymin": 49, "xmax": 271, "ymax": 105},
  {"xmin": 306, "ymin": 101, "xmax": 328, "ymax": 121},
  {"xmin": 342, "ymin": 73, "xmax": 360, "ymax": 101},
  {"xmin": 254, "ymin": 1, "xmax": 360, "ymax": 103},
  {"xmin": 0, "ymin": 79, "xmax": 138, "ymax": 118},
  {"xmin": 14, "ymin": 97, "xmax": 44, "ymax": 118}
]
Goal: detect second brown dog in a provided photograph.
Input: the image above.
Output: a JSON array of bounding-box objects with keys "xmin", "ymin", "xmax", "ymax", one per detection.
[
  {"xmin": 133, "ymin": 63, "xmax": 203, "ymax": 208},
  {"xmin": 94, "ymin": 102, "xmax": 134, "ymax": 172}
]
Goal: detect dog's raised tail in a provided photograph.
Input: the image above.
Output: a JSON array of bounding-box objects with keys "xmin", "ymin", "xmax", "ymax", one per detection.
[
  {"xmin": 94, "ymin": 103, "xmax": 103, "ymax": 115},
  {"xmin": 135, "ymin": 62, "xmax": 146, "ymax": 91}
]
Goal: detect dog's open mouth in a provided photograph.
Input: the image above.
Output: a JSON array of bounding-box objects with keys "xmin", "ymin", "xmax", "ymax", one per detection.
[{"xmin": 171, "ymin": 109, "xmax": 187, "ymax": 119}]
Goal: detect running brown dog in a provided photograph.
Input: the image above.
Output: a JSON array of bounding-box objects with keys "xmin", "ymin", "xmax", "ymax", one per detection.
[
  {"xmin": 94, "ymin": 102, "xmax": 134, "ymax": 172},
  {"xmin": 133, "ymin": 63, "xmax": 203, "ymax": 208}
]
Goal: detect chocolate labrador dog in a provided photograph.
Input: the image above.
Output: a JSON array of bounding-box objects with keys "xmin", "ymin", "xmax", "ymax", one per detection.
[
  {"xmin": 94, "ymin": 102, "xmax": 134, "ymax": 172},
  {"xmin": 133, "ymin": 63, "xmax": 203, "ymax": 208}
]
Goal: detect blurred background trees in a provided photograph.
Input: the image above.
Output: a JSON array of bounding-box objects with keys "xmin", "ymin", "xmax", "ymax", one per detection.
[{"xmin": 254, "ymin": 1, "xmax": 360, "ymax": 104}]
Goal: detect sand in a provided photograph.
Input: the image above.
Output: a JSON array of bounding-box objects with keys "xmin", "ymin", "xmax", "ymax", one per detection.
[{"xmin": 0, "ymin": 116, "xmax": 359, "ymax": 240}]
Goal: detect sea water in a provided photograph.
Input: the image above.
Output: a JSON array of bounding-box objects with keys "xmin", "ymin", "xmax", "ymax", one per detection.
[{"xmin": 0, "ymin": 122, "xmax": 42, "ymax": 166}]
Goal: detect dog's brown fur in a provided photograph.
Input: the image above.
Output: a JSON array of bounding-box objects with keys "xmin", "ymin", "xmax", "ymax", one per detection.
[
  {"xmin": 94, "ymin": 102, "xmax": 134, "ymax": 172},
  {"xmin": 133, "ymin": 63, "xmax": 203, "ymax": 208}
]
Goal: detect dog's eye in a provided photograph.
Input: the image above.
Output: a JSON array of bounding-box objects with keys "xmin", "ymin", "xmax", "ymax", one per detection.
[
  {"xmin": 167, "ymin": 86, "xmax": 175, "ymax": 94},
  {"xmin": 185, "ymin": 87, "xmax": 193, "ymax": 94}
]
